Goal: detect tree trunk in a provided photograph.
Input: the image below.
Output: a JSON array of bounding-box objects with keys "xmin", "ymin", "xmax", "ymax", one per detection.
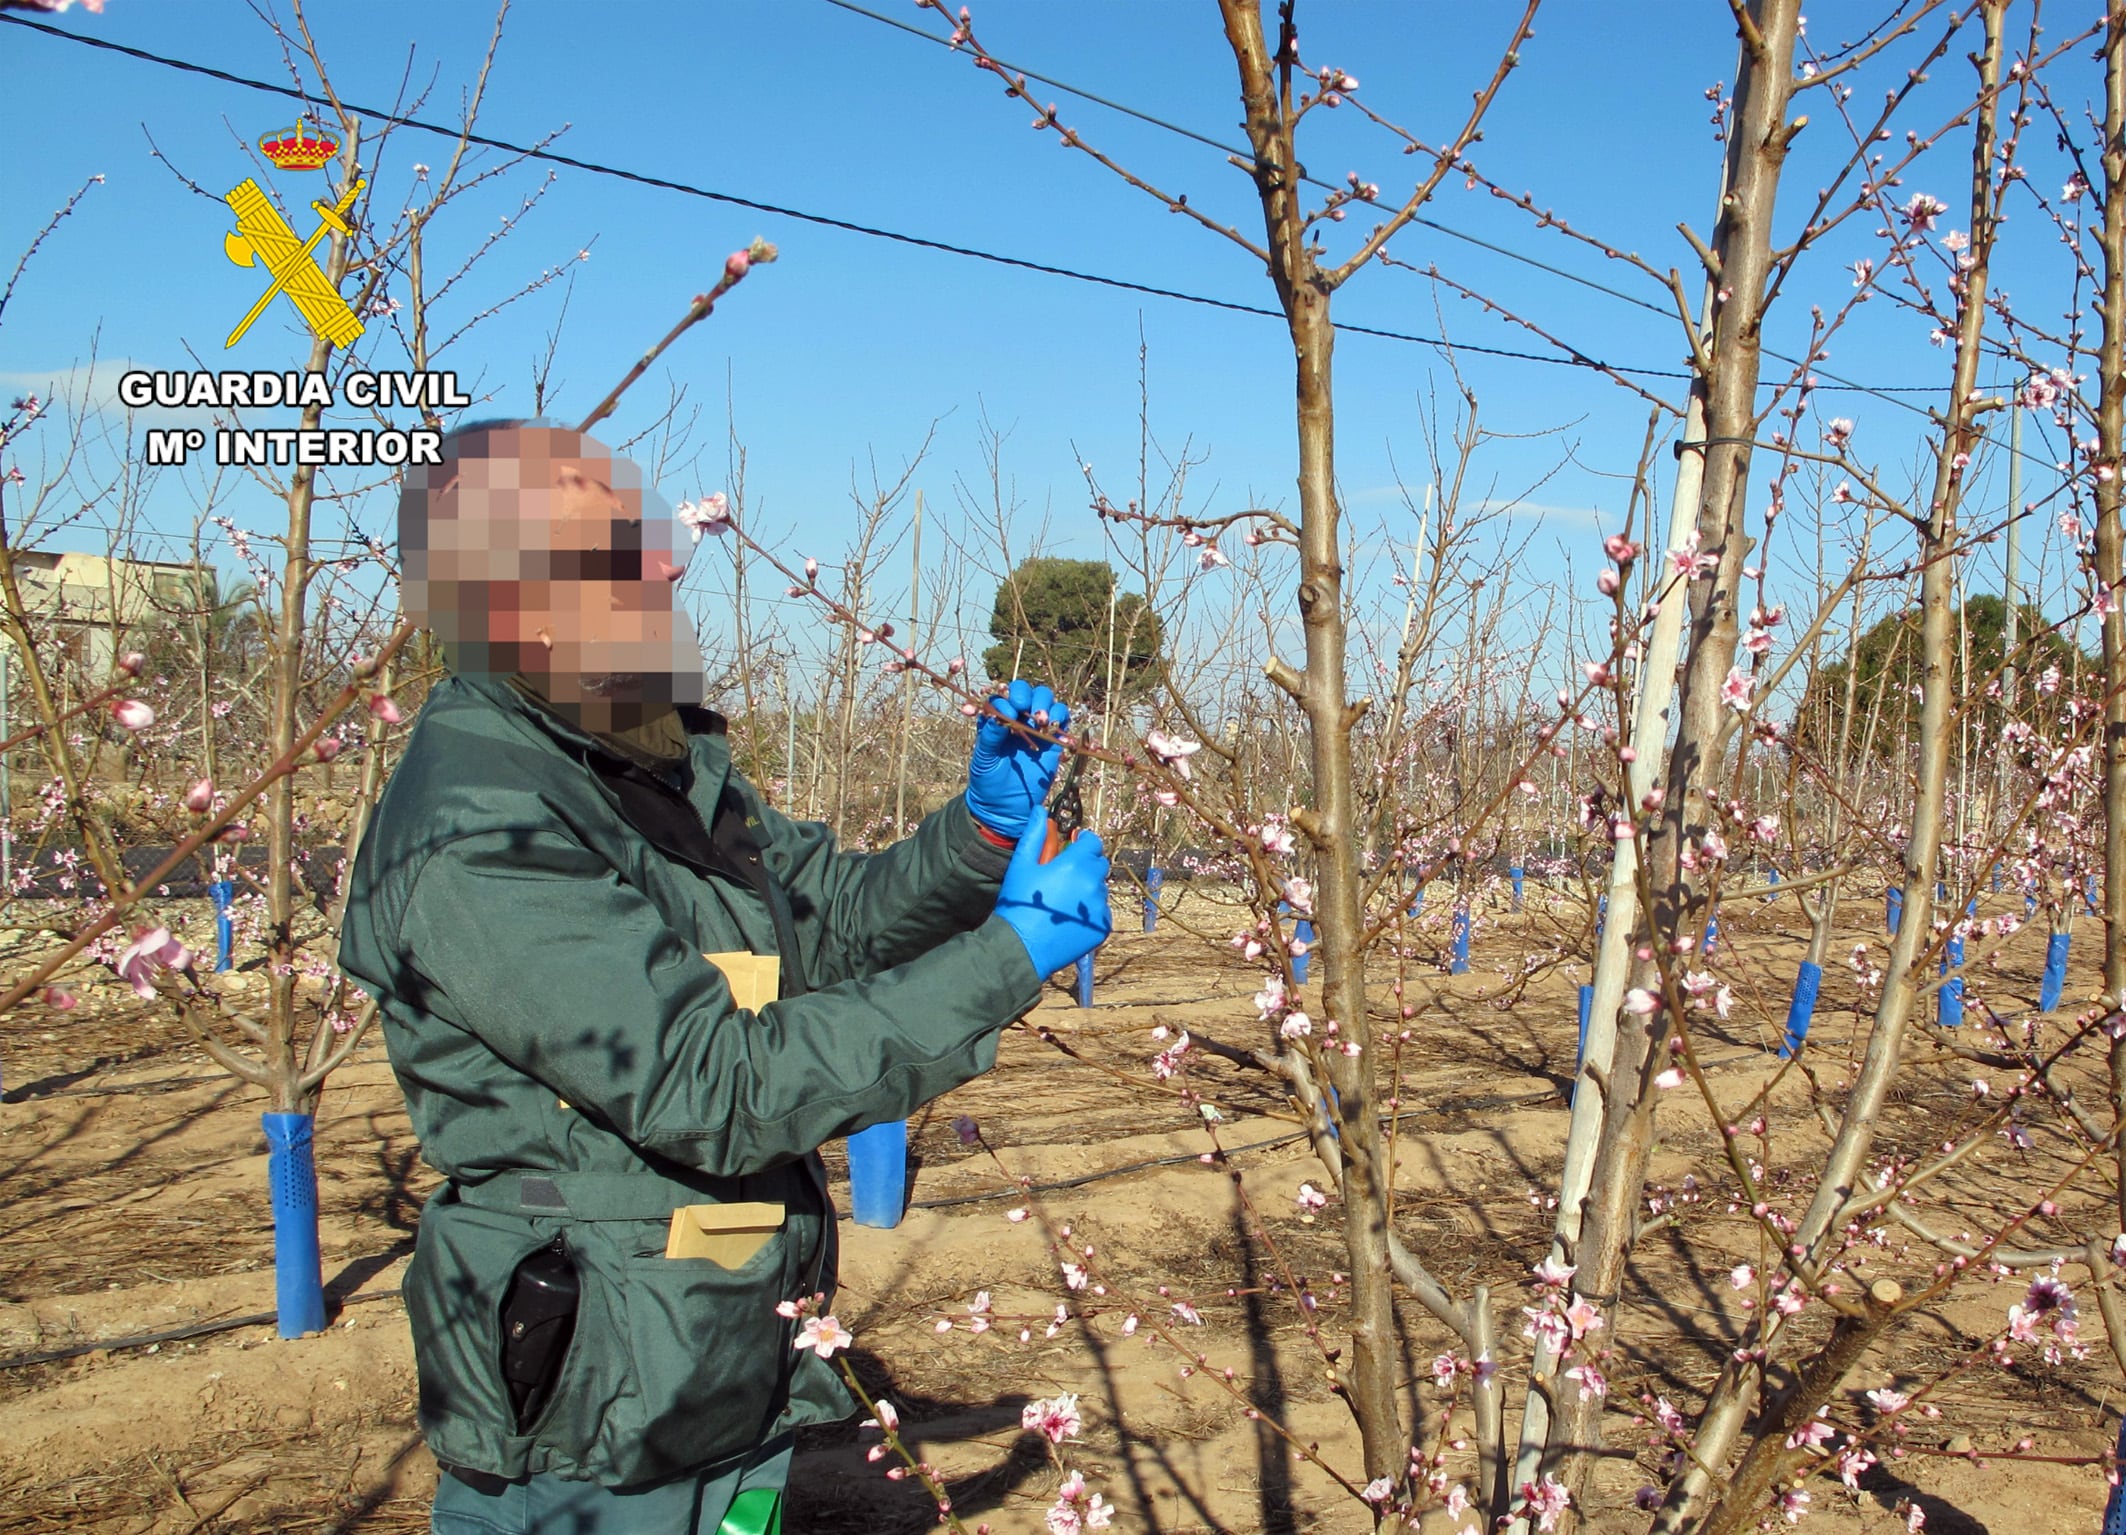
[
  {"xmin": 1548, "ymin": 0, "xmax": 1804, "ymax": 1511},
  {"xmin": 1215, "ymin": 0, "xmax": 1404, "ymax": 1479},
  {"xmin": 1658, "ymin": 6, "xmax": 2006, "ymax": 1522}
]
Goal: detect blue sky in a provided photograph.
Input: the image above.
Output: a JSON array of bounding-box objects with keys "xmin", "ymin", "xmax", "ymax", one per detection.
[{"xmin": 0, "ymin": 1, "xmax": 2096, "ymax": 687}]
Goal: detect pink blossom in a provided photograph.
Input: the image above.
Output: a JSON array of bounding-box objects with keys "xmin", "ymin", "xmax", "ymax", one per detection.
[
  {"xmin": 1564, "ymin": 1293, "xmax": 1605, "ymax": 1339},
  {"xmin": 1582, "ymin": 660, "xmax": 1612, "ymax": 686},
  {"xmin": 1045, "ymin": 1467, "xmax": 1113, "ymax": 1533},
  {"xmin": 1259, "ymin": 820, "xmax": 1295, "ymax": 855},
  {"xmin": 1825, "ymin": 417, "xmax": 1854, "ymax": 448},
  {"xmin": 43, "ymin": 985, "xmax": 76, "ymax": 1011},
  {"xmin": 1623, "ymin": 987, "xmax": 1661, "ymax": 1015},
  {"xmin": 1565, "ymin": 1362, "xmax": 1607, "ymax": 1399},
  {"xmin": 1252, "ymin": 973, "xmax": 1286, "ymax": 1019},
  {"xmin": 1866, "ymin": 1386, "xmax": 1910, "ymax": 1415},
  {"xmin": 367, "ymin": 694, "xmax": 403, "ymax": 725},
  {"xmin": 1522, "ymin": 1306, "xmax": 1571, "ymax": 1354},
  {"xmin": 1778, "ymin": 1488, "xmax": 1811, "ymax": 1523},
  {"xmin": 1143, "ymin": 729, "xmax": 1202, "ymax": 779},
  {"xmin": 1283, "ymin": 876, "xmax": 1314, "ymax": 914},
  {"xmin": 1904, "ymin": 192, "xmax": 1949, "ymax": 231},
  {"xmin": 1022, "ymin": 1392, "xmax": 1083, "ymax": 1444},
  {"xmin": 1787, "ymin": 1417, "xmax": 1835, "ymax": 1451},
  {"xmin": 1596, "ymin": 568, "xmax": 1620, "ymax": 596},
  {"xmin": 1279, "ymin": 1011, "xmax": 1312, "ymax": 1039},
  {"xmin": 1197, "ymin": 545, "xmax": 1229, "ymax": 572},
  {"xmin": 1720, "ymin": 667, "xmax": 1753, "ymax": 712},
  {"xmin": 792, "ymin": 1314, "xmax": 853, "ymax": 1358},
  {"xmin": 1655, "ymin": 1067, "xmax": 1686, "ymax": 1090},
  {"xmin": 676, "ymin": 491, "xmax": 732, "ymax": 542},
  {"xmin": 864, "ymin": 1398, "xmax": 901, "ymax": 1434},
  {"xmin": 116, "ymin": 926, "xmax": 191, "ymax": 1000},
  {"xmin": 1517, "ymin": 1474, "xmax": 1571, "ymax": 1532},
  {"xmin": 111, "ymin": 699, "xmax": 155, "ymax": 732},
  {"xmin": 1837, "ymin": 1446, "xmax": 1878, "ymax": 1488},
  {"xmin": 1532, "ymin": 1256, "xmax": 1576, "ymax": 1291},
  {"xmin": 116, "ymin": 651, "xmax": 146, "ymax": 676},
  {"xmin": 1295, "ymin": 1182, "xmax": 1328, "ymax": 1212},
  {"xmin": 184, "ymin": 778, "xmax": 215, "ymax": 813},
  {"xmin": 1603, "ymin": 534, "xmax": 1638, "ymax": 563}
]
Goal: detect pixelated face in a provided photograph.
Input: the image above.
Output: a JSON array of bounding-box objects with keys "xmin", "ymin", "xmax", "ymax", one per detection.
[{"xmin": 404, "ymin": 425, "xmax": 704, "ymax": 724}]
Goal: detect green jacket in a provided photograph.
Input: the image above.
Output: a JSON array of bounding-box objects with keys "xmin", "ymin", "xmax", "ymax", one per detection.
[{"xmin": 338, "ymin": 676, "xmax": 1041, "ymax": 1487}]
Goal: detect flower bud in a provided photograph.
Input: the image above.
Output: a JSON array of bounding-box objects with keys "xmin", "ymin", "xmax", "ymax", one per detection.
[
  {"xmin": 116, "ymin": 651, "xmax": 146, "ymax": 676},
  {"xmin": 367, "ymin": 694, "xmax": 403, "ymax": 725},
  {"xmin": 184, "ymin": 778, "xmax": 214, "ymax": 813},
  {"xmin": 111, "ymin": 699, "xmax": 155, "ymax": 732}
]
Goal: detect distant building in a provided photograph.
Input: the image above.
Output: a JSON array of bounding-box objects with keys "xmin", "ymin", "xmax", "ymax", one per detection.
[{"xmin": 5, "ymin": 552, "xmax": 218, "ymax": 679}]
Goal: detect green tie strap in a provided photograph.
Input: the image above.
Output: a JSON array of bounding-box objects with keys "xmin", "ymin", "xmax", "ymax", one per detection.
[{"xmin": 717, "ymin": 1487, "xmax": 782, "ymax": 1535}]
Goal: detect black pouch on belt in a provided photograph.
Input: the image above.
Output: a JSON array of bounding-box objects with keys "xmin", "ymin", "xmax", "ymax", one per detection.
[{"xmin": 500, "ymin": 1235, "xmax": 579, "ymax": 1432}]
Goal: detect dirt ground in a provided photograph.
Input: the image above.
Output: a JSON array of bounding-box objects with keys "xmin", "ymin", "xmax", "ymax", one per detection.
[{"xmin": 0, "ymin": 883, "xmax": 2119, "ymax": 1533}]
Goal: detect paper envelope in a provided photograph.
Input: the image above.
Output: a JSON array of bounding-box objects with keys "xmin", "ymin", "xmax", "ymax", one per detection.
[
  {"xmin": 664, "ymin": 1201, "xmax": 785, "ymax": 1266},
  {"xmin": 703, "ymin": 951, "xmax": 781, "ymax": 1012}
]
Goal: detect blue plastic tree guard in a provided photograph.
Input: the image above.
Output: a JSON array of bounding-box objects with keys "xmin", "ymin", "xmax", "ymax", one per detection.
[
  {"xmin": 1702, "ymin": 908, "xmax": 1720, "ymax": 956},
  {"xmin": 1075, "ymin": 953, "xmax": 1094, "ymax": 1007},
  {"xmin": 261, "ymin": 1112, "xmax": 327, "ymax": 1337},
  {"xmin": 1292, "ymin": 919, "xmax": 1315, "ymax": 985},
  {"xmin": 2040, "ymin": 931, "xmax": 2071, "ymax": 1012},
  {"xmin": 1319, "ymin": 1082, "xmax": 1344, "ymax": 1141},
  {"xmin": 1886, "ymin": 886, "xmax": 1903, "ymax": 934},
  {"xmin": 1576, "ymin": 984, "xmax": 1592, "ymax": 1067},
  {"xmin": 1510, "ymin": 866, "xmax": 1525, "ymax": 911},
  {"xmin": 1143, "ymin": 866, "xmax": 1163, "ymax": 934},
  {"xmin": 2104, "ymin": 1413, "xmax": 2126, "ymax": 1535},
  {"xmin": 1410, "ymin": 884, "xmax": 1424, "ymax": 919},
  {"xmin": 210, "ymin": 879, "xmax": 235, "ymax": 972},
  {"xmin": 1940, "ymin": 935, "xmax": 1965, "ymax": 1029},
  {"xmin": 847, "ymin": 1119, "xmax": 908, "ymax": 1228},
  {"xmin": 1450, "ymin": 907, "xmax": 1471, "ymax": 975},
  {"xmin": 1781, "ymin": 960, "xmax": 1823, "ymax": 1058}
]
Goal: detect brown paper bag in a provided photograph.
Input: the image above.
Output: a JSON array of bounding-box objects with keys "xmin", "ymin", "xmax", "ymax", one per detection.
[
  {"xmin": 703, "ymin": 952, "xmax": 781, "ymax": 1012},
  {"xmin": 664, "ymin": 1201, "xmax": 785, "ymax": 1266}
]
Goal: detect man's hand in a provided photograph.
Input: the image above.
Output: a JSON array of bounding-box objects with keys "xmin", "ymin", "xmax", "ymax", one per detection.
[
  {"xmin": 966, "ymin": 680, "xmax": 1070, "ymax": 838},
  {"xmin": 996, "ymin": 810, "xmax": 1111, "ymax": 977}
]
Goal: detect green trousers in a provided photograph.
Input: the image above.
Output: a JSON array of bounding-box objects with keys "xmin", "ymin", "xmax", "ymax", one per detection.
[{"xmin": 431, "ymin": 1434, "xmax": 791, "ymax": 1535}]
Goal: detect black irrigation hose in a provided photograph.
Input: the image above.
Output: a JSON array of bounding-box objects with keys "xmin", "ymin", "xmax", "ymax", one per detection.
[
  {"xmin": 0, "ymin": 1286, "xmax": 404, "ymax": 1371},
  {"xmin": 0, "ymin": 1053, "xmax": 1765, "ymax": 1371}
]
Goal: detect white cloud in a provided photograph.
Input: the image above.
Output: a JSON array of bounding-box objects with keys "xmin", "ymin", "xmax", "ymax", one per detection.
[{"xmin": 0, "ymin": 359, "xmax": 215, "ymax": 433}]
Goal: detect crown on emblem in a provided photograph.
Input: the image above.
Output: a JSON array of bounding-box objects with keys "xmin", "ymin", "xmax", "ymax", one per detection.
[{"xmin": 258, "ymin": 120, "xmax": 339, "ymax": 172}]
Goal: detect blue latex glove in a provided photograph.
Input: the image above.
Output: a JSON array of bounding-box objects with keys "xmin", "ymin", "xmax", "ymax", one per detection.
[
  {"xmin": 996, "ymin": 810, "xmax": 1111, "ymax": 977},
  {"xmin": 966, "ymin": 679, "xmax": 1071, "ymax": 837}
]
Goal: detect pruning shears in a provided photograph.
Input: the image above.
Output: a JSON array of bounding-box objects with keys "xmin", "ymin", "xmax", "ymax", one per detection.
[{"xmin": 1039, "ymin": 752, "xmax": 1087, "ymax": 863}]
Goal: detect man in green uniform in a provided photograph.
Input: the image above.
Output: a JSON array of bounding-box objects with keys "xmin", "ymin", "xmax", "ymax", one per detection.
[{"xmin": 339, "ymin": 422, "xmax": 1111, "ymax": 1534}]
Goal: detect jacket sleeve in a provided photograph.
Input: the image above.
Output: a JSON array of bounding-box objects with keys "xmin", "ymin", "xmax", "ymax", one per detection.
[
  {"xmin": 752, "ymin": 790, "xmax": 1018, "ymax": 990},
  {"xmin": 393, "ymin": 828, "xmax": 1043, "ymax": 1176}
]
